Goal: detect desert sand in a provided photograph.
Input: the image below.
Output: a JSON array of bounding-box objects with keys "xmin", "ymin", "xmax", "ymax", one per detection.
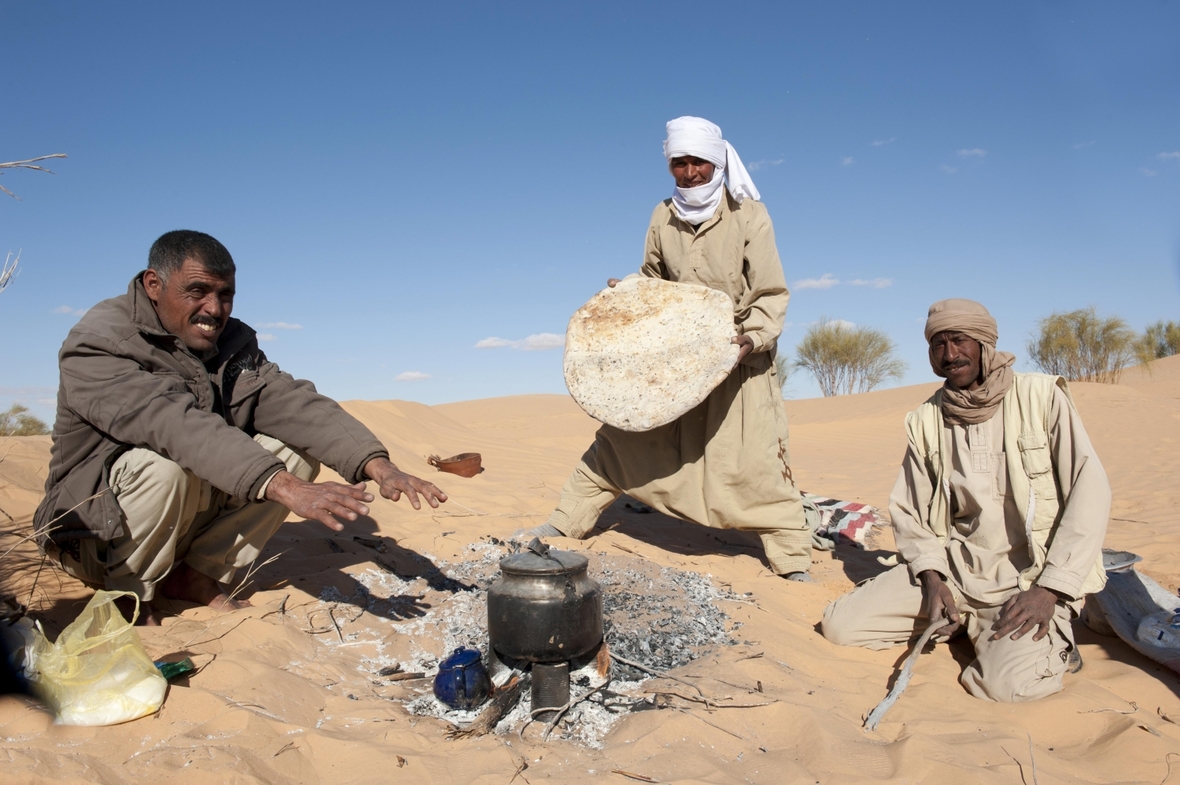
[{"xmin": 1, "ymin": 355, "xmax": 1178, "ymax": 784}]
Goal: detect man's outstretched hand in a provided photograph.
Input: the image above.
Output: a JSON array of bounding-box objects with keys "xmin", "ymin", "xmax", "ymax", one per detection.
[
  {"xmin": 990, "ymin": 585, "xmax": 1059, "ymax": 642},
  {"xmin": 265, "ymin": 471, "xmax": 374, "ymax": 532},
  {"xmin": 265, "ymin": 458, "xmax": 447, "ymax": 531},
  {"xmin": 363, "ymin": 457, "xmax": 447, "ymax": 511},
  {"xmin": 919, "ymin": 570, "xmax": 962, "ymax": 637}
]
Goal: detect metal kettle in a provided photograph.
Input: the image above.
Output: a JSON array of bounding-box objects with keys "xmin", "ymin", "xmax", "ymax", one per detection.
[{"xmin": 486, "ymin": 540, "xmax": 604, "ymax": 663}]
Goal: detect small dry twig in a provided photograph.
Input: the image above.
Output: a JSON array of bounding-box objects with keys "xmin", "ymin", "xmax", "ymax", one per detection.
[
  {"xmin": 1159, "ymin": 707, "xmax": 1180, "ymax": 726},
  {"xmin": 646, "ymin": 690, "xmax": 773, "ymax": 710},
  {"xmin": 508, "ymin": 755, "xmax": 530, "ymax": 785},
  {"xmin": 671, "ymin": 706, "xmax": 745, "ymax": 739},
  {"xmin": 611, "ymin": 651, "xmax": 705, "ymax": 699},
  {"xmin": 1027, "ymin": 733, "xmax": 1040, "ymax": 785},
  {"xmin": 1080, "ymin": 698, "xmax": 1137, "ymax": 712},
  {"xmin": 519, "ymin": 682, "xmax": 609, "ymax": 741},
  {"xmin": 1160, "ymin": 752, "xmax": 1180, "ymax": 785},
  {"xmin": 611, "ymin": 770, "xmax": 658, "ymax": 783}
]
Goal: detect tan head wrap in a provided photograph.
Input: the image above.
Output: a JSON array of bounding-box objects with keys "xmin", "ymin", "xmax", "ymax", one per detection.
[{"xmin": 924, "ymin": 298, "xmax": 1016, "ymax": 425}]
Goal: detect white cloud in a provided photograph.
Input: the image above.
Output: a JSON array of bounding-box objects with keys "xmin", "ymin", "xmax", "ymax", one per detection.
[
  {"xmin": 940, "ymin": 164, "xmax": 958, "ymax": 175},
  {"xmin": 258, "ymin": 321, "xmax": 303, "ymax": 330},
  {"xmin": 52, "ymin": 305, "xmax": 88, "ymax": 316},
  {"xmin": 1141, "ymin": 168, "xmax": 1159, "ymax": 177},
  {"xmin": 958, "ymin": 148, "xmax": 987, "ymax": 158},
  {"xmin": 746, "ymin": 158, "xmax": 784, "ymax": 171},
  {"xmin": 871, "ymin": 137, "xmax": 897, "ymax": 147},
  {"xmin": 848, "ymin": 277, "xmax": 893, "ymax": 289},
  {"xmin": 841, "ymin": 156, "xmax": 854, "ymax": 166},
  {"xmin": 794, "ymin": 273, "xmax": 840, "ymax": 290},
  {"xmin": 475, "ymin": 333, "xmax": 565, "ymax": 351},
  {"xmin": 395, "ymin": 371, "xmax": 431, "ymax": 381},
  {"xmin": 1158, "ymin": 152, "xmax": 1180, "ymax": 161},
  {"xmin": 1072, "ymin": 140, "xmax": 1096, "ymax": 150},
  {"xmin": 256, "ymin": 333, "xmax": 277, "ymax": 342}
]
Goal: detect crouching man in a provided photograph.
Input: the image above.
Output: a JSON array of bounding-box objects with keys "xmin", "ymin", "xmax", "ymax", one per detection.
[
  {"xmin": 821, "ymin": 299, "xmax": 1108, "ymax": 702},
  {"xmin": 34, "ymin": 230, "xmax": 446, "ymax": 623}
]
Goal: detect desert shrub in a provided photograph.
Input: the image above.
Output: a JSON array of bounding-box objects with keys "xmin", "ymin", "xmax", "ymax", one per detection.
[
  {"xmin": 794, "ymin": 319, "xmax": 906, "ymax": 397},
  {"xmin": 774, "ymin": 353, "xmax": 791, "ymax": 395},
  {"xmin": 1027, "ymin": 307, "xmax": 1141, "ymax": 384},
  {"xmin": 1140, "ymin": 320, "xmax": 1180, "ymax": 359},
  {"xmin": 0, "ymin": 404, "xmax": 49, "ymax": 436}
]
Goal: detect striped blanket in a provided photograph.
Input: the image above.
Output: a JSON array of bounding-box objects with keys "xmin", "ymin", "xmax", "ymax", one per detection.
[{"xmin": 803, "ymin": 494, "xmax": 884, "ymax": 550}]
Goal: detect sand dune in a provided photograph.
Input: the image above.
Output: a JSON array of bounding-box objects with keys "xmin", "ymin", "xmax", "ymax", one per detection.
[{"xmin": 1, "ymin": 357, "xmax": 1178, "ymax": 783}]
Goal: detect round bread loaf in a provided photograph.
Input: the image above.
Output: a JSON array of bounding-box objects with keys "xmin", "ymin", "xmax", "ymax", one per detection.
[{"xmin": 563, "ymin": 277, "xmax": 740, "ymax": 432}]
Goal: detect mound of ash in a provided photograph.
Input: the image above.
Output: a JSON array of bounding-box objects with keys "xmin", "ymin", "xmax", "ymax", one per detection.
[{"xmin": 371, "ymin": 538, "xmax": 744, "ymax": 746}]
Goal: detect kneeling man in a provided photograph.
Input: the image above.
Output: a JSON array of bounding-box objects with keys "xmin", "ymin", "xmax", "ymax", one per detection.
[
  {"xmin": 821, "ymin": 299, "xmax": 1108, "ymax": 702},
  {"xmin": 35, "ymin": 230, "xmax": 446, "ymax": 622}
]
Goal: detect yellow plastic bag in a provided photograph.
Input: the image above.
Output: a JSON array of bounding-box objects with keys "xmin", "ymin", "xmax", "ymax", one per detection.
[{"xmin": 28, "ymin": 590, "xmax": 167, "ymax": 726}]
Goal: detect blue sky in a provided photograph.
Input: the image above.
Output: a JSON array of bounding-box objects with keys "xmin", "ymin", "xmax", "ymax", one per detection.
[{"xmin": 3, "ymin": 1, "xmax": 1178, "ymax": 421}]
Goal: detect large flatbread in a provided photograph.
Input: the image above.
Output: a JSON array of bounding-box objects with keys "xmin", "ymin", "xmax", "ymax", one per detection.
[{"xmin": 563, "ymin": 277, "xmax": 739, "ymax": 432}]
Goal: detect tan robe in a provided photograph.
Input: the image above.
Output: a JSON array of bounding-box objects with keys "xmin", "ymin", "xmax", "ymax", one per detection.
[
  {"xmin": 821, "ymin": 386, "xmax": 1110, "ymax": 701},
  {"xmin": 546, "ymin": 194, "xmax": 811, "ymax": 575}
]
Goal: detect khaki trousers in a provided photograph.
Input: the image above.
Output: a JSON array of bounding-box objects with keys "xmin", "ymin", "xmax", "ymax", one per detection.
[
  {"xmin": 547, "ymin": 357, "xmax": 812, "ymax": 575},
  {"xmin": 820, "ymin": 564, "xmax": 1075, "ymax": 703},
  {"xmin": 60, "ymin": 434, "xmax": 318, "ymax": 601}
]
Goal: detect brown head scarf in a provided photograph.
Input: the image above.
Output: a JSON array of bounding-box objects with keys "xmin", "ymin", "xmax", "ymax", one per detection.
[{"xmin": 924, "ymin": 299, "xmax": 1016, "ymax": 425}]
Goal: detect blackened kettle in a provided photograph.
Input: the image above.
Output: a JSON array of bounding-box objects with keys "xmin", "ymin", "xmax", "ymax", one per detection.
[{"xmin": 487, "ymin": 540, "xmax": 603, "ymax": 663}]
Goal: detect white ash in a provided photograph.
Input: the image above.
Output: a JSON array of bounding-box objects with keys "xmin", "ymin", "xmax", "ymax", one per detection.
[{"xmin": 364, "ymin": 537, "xmax": 742, "ymax": 747}]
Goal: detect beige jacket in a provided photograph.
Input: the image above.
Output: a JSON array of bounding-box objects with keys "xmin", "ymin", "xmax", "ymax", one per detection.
[{"xmin": 641, "ymin": 193, "xmax": 789, "ymax": 355}]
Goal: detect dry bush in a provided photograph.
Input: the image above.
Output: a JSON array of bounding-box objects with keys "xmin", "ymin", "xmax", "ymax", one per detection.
[
  {"xmin": 1140, "ymin": 320, "xmax": 1180, "ymax": 359},
  {"xmin": 774, "ymin": 353, "xmax": 791, "ymax": 396},
  {"xmin": 1027, "ymin": 307, "xmax": 1140, "ymax": 383},
  {"xmin": 794, "ymin": 319, "xmax": 906, "ymax": 397},
  {"xmin": 0, "ymin": 404, "xmax": 49, "ymax": 437}
]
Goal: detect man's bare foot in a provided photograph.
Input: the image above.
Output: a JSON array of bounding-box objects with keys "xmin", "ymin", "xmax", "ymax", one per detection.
[
  {"xmin": 160, "ymin": 562, "xmax": 252, "ymax": 612},
  {"xmin": 113, "ymin": 594, "xmax": 160, "ymax": 626}
]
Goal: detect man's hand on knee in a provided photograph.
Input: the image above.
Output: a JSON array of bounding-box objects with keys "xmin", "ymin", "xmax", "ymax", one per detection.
[
  {"xmin": 363, "ymin": 457, "xmax": 447, "ymax": 511},
  {"xmin": 919, "ymin": 570, "xmax": 962, "ymax": 637},
  {"xmin": 990, "ymin": 586, "xmax": 1059, "ymax": 642},
  {"xmin": 265, "ymin": 471, "xmax": 375, "ymax": 532}
]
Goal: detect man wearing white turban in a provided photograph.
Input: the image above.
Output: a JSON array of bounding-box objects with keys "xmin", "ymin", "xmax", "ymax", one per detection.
[
  {"xmin": 821, "ymin": 299, "xmax": 1110, "ymax": 702},
  {"xmin": 524, "ymin": 117, "xmax": 814, "ymax": 580}
]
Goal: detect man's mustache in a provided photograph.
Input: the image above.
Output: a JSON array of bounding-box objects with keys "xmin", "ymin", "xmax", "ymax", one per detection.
[{"xmin": 190, "ymin": 315, "xmax": 220, "ymax": 328}]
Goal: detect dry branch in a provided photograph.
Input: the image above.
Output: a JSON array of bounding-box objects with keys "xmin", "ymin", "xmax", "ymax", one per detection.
[
  {"xmin": 0, "ymin": 154, "xmax": 67, "ymax": 199},
  {"xmin": 863, "ymin": 615, "xmax": 944, "ymax": 731}
]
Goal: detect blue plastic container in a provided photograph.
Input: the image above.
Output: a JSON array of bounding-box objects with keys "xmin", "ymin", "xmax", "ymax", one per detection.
[{"xmin": 432, "ymin": 648, "xmax": 491, "ymax": 710}]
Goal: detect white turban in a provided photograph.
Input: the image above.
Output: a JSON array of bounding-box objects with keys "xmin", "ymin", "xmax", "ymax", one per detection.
[{"xmin": 663, "ymin": 116, "xmax": 761, "ymax": 224}]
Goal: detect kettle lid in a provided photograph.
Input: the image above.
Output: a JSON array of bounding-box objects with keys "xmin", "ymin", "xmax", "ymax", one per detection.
[
  {"xmin": 439, "ymin": 647, "xmax": 483, "ymax": 670},
  {"xmin": 500, "ymin": 548, "xmax": 588, "ymax": 576}
]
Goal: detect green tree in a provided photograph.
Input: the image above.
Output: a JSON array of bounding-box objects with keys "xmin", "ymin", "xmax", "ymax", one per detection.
[
  {"xmin": 1027, "ymin": 307, "xmax": 1138, "ymax": 384},
  {"xmin": 1139, "ymin": 320, "xmax": 1180, "ymax": 359},
  {"xmin": 794, "ymin": 319, "xmax": 906, "ymax": 397},
  {"xmin": 0, "ymin": 404, "xmax": 49, "ymax": 436}
]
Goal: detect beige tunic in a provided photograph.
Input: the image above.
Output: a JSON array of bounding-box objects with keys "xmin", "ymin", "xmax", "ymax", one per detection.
[
  {"xmin": 547, "ymin": 194, "xmax": 811, "ymax": 574},
  {"xmin": 891, "ymin": 385, "xmax": 1110, "ymax": 604},
  {"xmin": 820, "ymin": 385, "xmax": 1110, "ymax": 702}
]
